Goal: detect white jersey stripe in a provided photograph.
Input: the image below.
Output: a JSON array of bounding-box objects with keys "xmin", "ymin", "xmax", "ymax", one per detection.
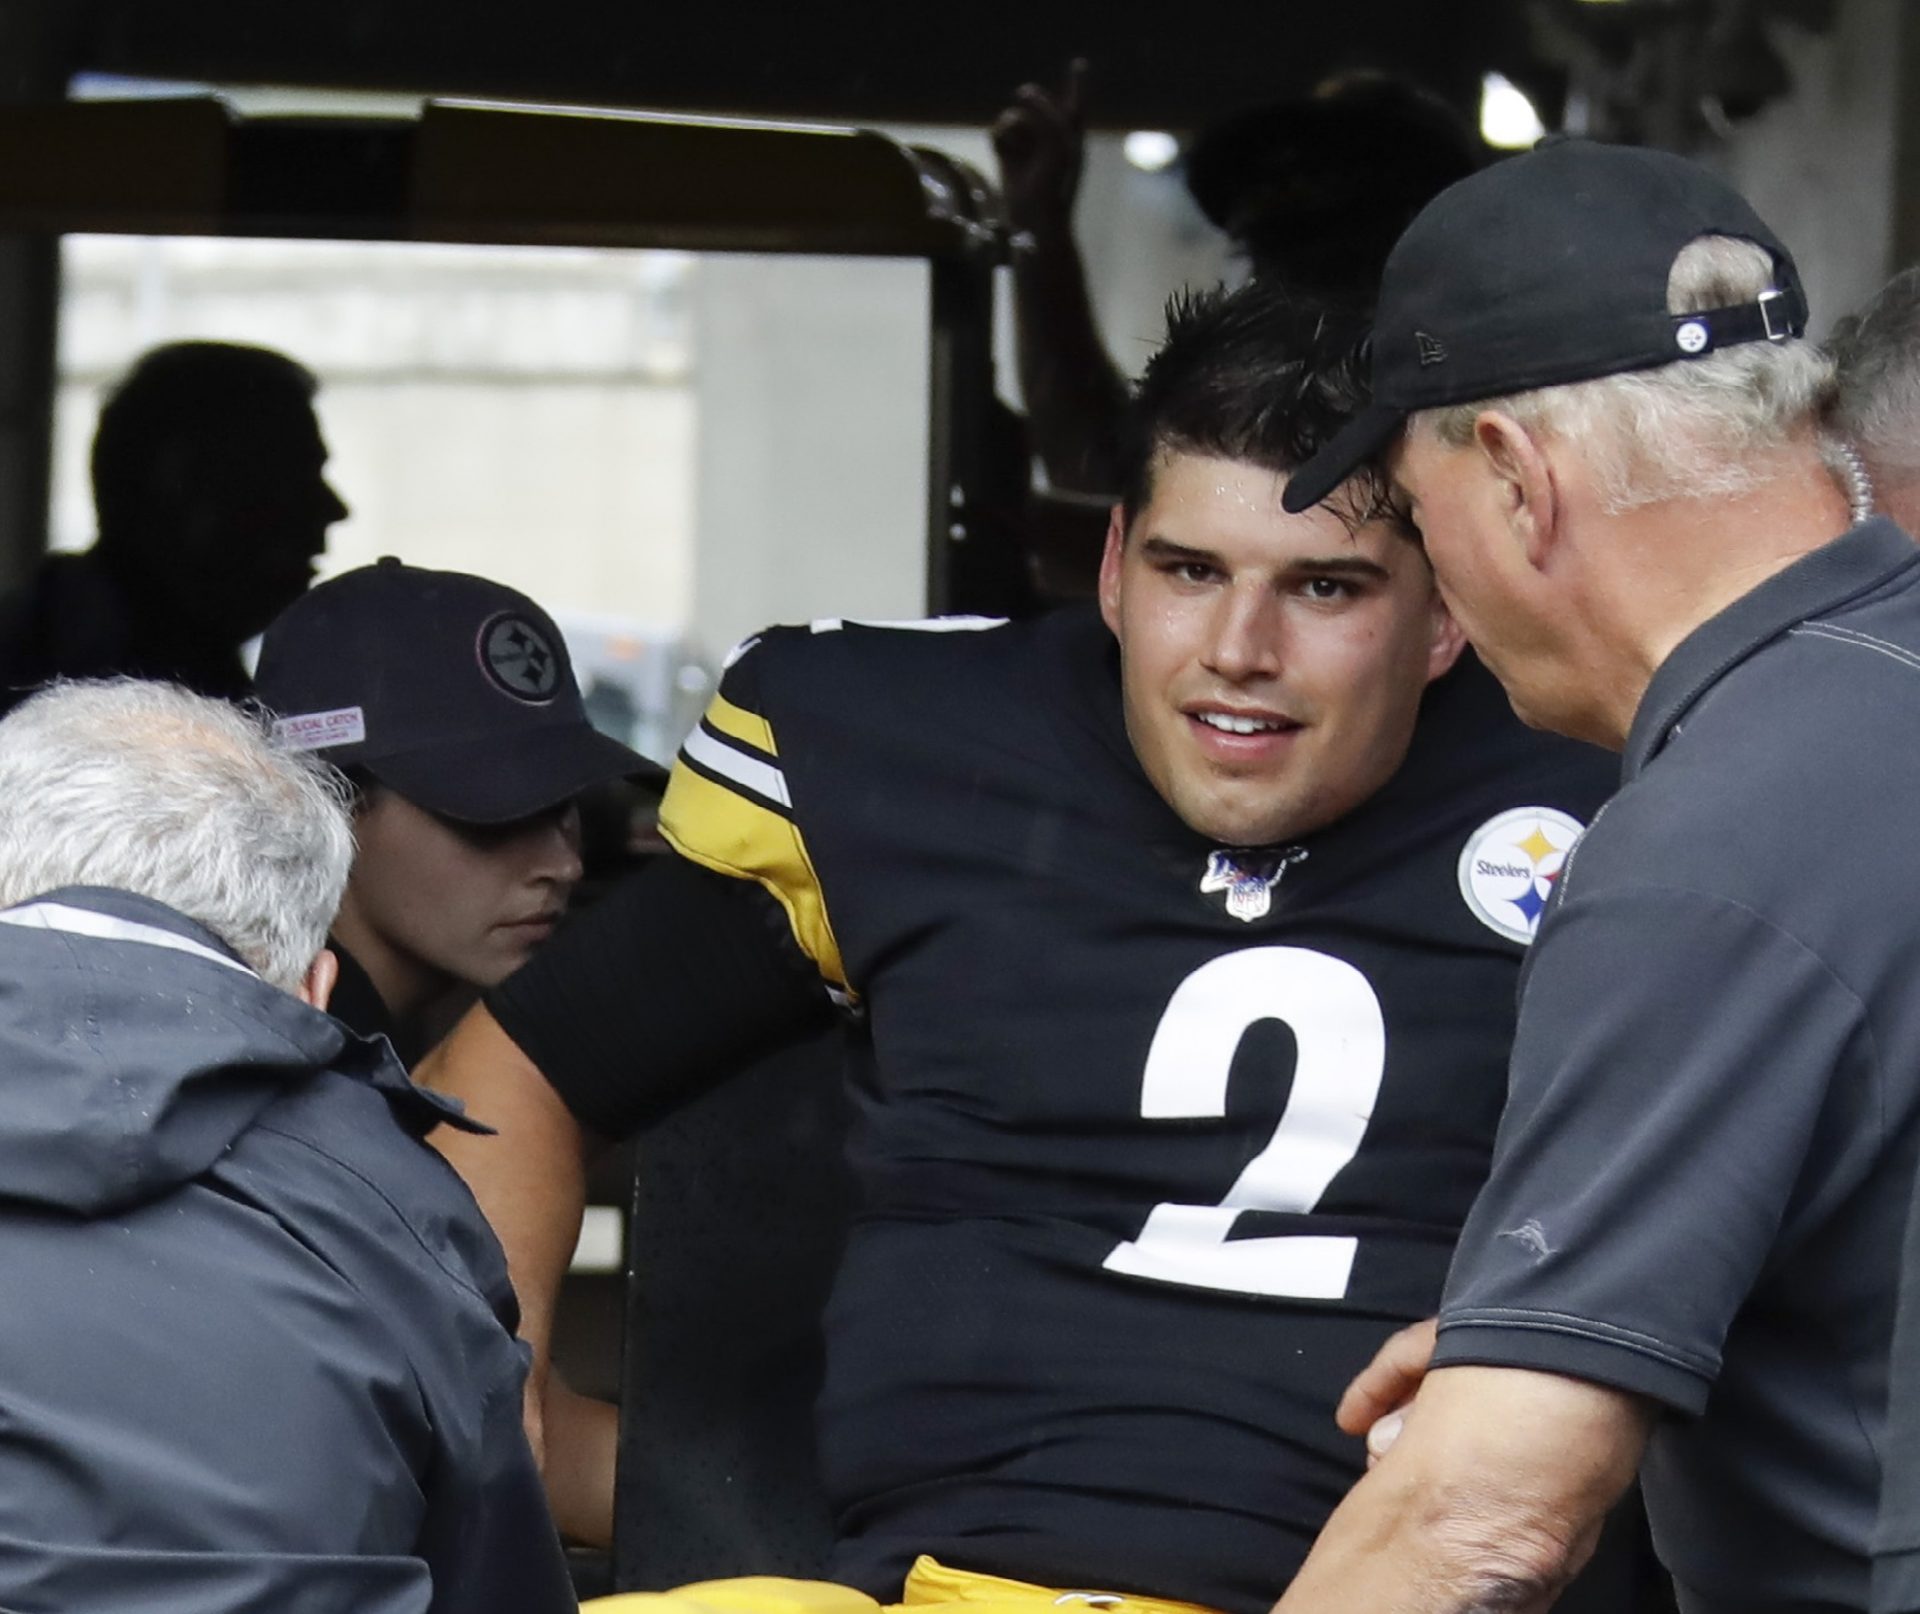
[
  {"xmin": 809, "ymin": 615, "xmax": 1007, "ymax": 635},
  {"xmin": 0, "ymin": 900, "xmax": 257, "ymax": 976},
  {"xmin": 682, "ymin": 723, "xmax": 792, "ymax": 809}
]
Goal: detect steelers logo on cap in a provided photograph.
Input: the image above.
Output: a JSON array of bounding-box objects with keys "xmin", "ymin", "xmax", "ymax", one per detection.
[
  {"xmin": 478, "ymin": 612, "xmax": 560, "ymax": 704},
  {"xmin": 1457, "ymin": 806, "xmax": 1586, "ymax": 945}
]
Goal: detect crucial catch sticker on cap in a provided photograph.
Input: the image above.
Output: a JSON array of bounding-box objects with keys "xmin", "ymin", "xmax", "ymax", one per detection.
[
  {"xmin": 1457, "ymin": 806, "xmax": 1586, "ymax": 945},
  {"xmin": 273, "ymin": 706, "xmax": 366, "ymax": 752}
]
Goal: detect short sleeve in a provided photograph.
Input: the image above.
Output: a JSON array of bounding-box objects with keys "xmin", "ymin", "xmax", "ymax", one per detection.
[
  {"xmin": 487, "ymin": 852, "xmax": 834, "ymax": 1139},
  {"xmin": 659, "ymin": 633, "xmax": 852, "ymax": 997},
  {"xmin": 1434, "ymin": 883, "xmax": 1867, "ymax": 1413}
]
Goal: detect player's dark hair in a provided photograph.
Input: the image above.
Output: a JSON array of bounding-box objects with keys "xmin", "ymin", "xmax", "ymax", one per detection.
[{"xmin": 1117, "ymin": 280, "xmax": 1390, "ymax": 530}]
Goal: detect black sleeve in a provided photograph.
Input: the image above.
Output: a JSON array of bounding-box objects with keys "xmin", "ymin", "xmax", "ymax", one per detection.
[{"xmin": 486, "ymin": 851, "xmax": 836, "ymax": 1138}]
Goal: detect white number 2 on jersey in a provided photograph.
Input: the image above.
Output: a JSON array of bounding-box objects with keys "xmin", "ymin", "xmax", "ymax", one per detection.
[{"xmin": 1102, "ymin": 947, "xmax": 1386, "ymax": 1300}]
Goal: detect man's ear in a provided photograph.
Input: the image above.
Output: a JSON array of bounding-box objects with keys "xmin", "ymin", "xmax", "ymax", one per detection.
[
  {"xmin": 1425, "ymin": 595, "xmax": 1469, "ymax": 685},
  {"xmin": 297, "ymin": 946, "xmax": 339, "ymax": 1013},
  {"xmin": 1473, "ymin": 410, "xmax": 1558, "ymax": 570},
  {"xmin": 1097, "ymin": 505, "xmax": 1128, "ymax": 635}
]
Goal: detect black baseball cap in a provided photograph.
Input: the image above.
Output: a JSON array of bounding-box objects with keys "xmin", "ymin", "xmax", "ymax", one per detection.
[
  {"xmin": 1281, "ymin": 136, "xmax": 1809, "ymax": 514},
  {"xmin": 254, "ymin": 558, "xmax": 667, "ymax": 824}
]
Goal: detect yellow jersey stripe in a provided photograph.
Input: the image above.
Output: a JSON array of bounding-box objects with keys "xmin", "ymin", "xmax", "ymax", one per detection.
[
  {"xmin": 660, "ymin": 760, "xmax": 851, "ymax": 995},
  {"xmin": 703, "ymin": 691, "xmax": 778, "ymax": 757}
]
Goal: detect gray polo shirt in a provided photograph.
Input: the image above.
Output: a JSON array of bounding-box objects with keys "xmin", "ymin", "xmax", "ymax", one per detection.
[
  {"xmin": 1881, "ymin": 1230, "xmax": 1920, "ymax": 1612},
  {"xmin": 1433, "ymin": 520, "xmax": 1920, "ymax": 1614}
]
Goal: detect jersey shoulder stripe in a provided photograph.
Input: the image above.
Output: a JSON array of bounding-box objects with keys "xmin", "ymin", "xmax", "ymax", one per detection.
[
  {"xmin": 683, "ymin": 698, "xmax": 787, "ymax": 813},
  {"xmin": 658, "ymin": 685, "xmax": 851, "ymax": 997},
  {"xmin": 702, "ymin": 688, "xmax": 779, "ymax": 758},
  {"xmin": 808, "ymin": 613, "xmax": 1008, "ymax": 635}
]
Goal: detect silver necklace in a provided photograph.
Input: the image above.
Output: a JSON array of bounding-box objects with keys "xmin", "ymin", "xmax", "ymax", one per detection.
[{"xmin": 1836, "ymin": 441, "xmax": 1876, "ymax": 526}]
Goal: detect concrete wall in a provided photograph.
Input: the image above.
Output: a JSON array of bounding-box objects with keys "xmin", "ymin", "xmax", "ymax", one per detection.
[
  {"xmin": 1716, "ymin": 0, "xmax": 1903, "ymax": 337},
  {"xmin": 686, "ymin": 254, "xmax": 930, "ymax": 664},
  {"xmin": 55, "ymin": 235, "xmax": 696, "ymax": 635}
]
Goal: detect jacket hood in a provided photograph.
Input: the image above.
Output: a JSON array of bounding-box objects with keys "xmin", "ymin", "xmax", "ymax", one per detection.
[{"xmin": 0, "ymin": 886, "xmax": 359, "ymax": 1215}]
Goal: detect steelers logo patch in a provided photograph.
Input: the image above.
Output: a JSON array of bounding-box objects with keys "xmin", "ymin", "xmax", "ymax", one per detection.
[
  {"xmin": 478, "ymin": 612, "xmax": 560, "ymax": 703},
  {"xmin": 1457, "ymin": 806, "xmax": 1586, "ymax": 945}
]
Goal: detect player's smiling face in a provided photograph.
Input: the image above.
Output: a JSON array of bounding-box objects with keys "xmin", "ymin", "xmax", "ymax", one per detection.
[{"xmin": 1100, "ymin": 450, "xmax": 1465, "ymax": 846}]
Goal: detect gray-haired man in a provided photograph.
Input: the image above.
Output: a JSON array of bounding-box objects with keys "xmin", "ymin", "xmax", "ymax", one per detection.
[
  {"xmin": 1278, "ymin": 138, "xmax": 1920, "ymax": 1614},
  {"xmin": 1830, "ymin": 266, "xmax": 1920, "ymax": 535},
  {"xmin": 0, "ymin": 680, "xmax": 574, "ymax": 1614}
]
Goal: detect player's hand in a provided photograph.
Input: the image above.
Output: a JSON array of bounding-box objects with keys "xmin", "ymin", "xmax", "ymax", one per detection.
[
  {"xmin": 1336, "ymin": 1316, "xmax": 1439, "ymax": 1464},
  {"xmin": 990, "ymin": 59, "xmax": 1089, "ymax": 233}
]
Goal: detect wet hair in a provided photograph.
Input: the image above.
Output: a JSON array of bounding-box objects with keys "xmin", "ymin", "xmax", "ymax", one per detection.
[{"xmin": 1116, "ymin": 279, "xmax": 1384, "ymax": 525}]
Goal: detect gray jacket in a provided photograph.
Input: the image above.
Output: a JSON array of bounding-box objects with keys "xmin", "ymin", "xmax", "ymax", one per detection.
[{"xmin": 0, "ymin": 886, "xmax": 574, "ymax": 1614}]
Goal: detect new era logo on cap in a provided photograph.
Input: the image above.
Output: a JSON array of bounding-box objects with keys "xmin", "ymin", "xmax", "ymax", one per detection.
[{"xmin": 1416, "ymin": 331, "xmax": 1448, "ymax": 367}]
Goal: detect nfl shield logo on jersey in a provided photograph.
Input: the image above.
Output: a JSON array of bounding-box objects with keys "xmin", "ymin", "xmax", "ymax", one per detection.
[{"xmin": 1199, "ymin": 848, "xmax": 1308, "ymax": 922}]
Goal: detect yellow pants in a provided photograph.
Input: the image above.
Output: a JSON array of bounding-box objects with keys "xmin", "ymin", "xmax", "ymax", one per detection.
[{"xmin": 584, "ymin": 1554, "xmax": 1227, "ymax": 1614}]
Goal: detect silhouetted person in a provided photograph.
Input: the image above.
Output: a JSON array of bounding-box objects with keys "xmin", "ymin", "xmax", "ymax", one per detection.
[
  {"xmin": 0, "ymin": 341, "xmax": 348, "ymax": 712},
  {"xmin": 992, "ymin": 68, "xmax": 1481, "ymax": 496}
]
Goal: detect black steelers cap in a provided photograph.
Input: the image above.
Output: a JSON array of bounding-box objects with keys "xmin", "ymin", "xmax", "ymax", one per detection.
[
  {"xmin": 255, "ymin": 558, "xmax": 667, "ymax": 824},
  {"xmin": 1282, "ymin": 136, "xmax": 1809, "ymax": 514}
]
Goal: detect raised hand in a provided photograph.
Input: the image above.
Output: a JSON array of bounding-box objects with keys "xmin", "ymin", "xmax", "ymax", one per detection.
[{"xmin": 991, "ymin": 58, "xmax": 1090, "ymax": 234}]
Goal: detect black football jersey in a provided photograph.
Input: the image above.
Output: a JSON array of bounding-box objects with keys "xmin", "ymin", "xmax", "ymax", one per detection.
[{"xmin": 639, "ymin": 604, "xmax": 1617, "ymax": 1611}]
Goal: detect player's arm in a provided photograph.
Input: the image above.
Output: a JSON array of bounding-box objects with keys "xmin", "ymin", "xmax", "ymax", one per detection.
[
  {"xmin": 418, "ymin": 1000, "xmax": 613, "ymax": 1551},
  {"xmin": 421, "ymin": 852, "xmax": 835, "ymax": 1544},
  {"xmin": 991, "ymin": 60, "xmax": 1131, "ymax": 494},
  {"xmin": 1274, "ymin": 1364, "xmax": 1652, "ymax": 1614},
  {"xmin": 429, "ymin": 632, "xmax": 846, "ymax": 1543},
  {"xmin": 416, "ymin": 1007, "xmax": 596, "ymax": 1452}
]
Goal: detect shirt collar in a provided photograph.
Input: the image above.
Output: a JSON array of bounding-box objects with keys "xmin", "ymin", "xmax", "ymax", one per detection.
[{"xmin": 1623, "ymin": 519, "xmax": 1920, "ymax": 780}]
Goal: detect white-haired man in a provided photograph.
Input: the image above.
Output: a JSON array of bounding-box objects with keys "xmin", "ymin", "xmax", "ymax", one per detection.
[
  {"xmin": 1831, "ymin": 266, "xmax": 1920, "ymax": 534},
  {"xmin": 1276, "ymin": 137, "xmax": 1920, "ymax": 1614},
  {"xmin": 0, "ymin": 680, "xmax": 574, "ymax": 1614}
]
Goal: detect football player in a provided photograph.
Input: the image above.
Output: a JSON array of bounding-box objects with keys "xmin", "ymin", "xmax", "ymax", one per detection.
[{"xmin": 417, "ymin": 279, "xmax": 1620, "ymax": 1612}]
